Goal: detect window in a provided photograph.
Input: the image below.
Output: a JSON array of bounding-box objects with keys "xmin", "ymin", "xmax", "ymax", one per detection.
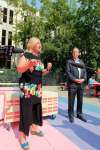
[
  {"xmin": 8, "ymin": 31, "xmax": 12, "ymax": 45},
  {"xmin": 0, "ymin": 6, "xmax": 3, "ymax": 24},
  {"xmin": 3, "ymin": 8, "xmax": 7, "ymax": 23},
  {"xmin": 9, "ymin": 10, "xmax": 13, "ymax": 24},
  {"xmin": 2, "ymin": 30, "xmax": 6, "ymax": 45}
]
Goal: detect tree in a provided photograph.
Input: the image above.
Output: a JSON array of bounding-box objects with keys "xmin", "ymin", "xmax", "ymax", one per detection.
[
  {"xmin": 40, "ymin": 0, "xmax": 76, "ymax": 74},
  {"xmin": 5, "ymin": 0, "xmax": 100, "ymax": 76},
  {"xmin": 73, "ymin": 0, "xmax": 100, "ymax": 69},
  {"xmin": 5, "ymin": 0, "xmax": 76, "ymax": 79},
  {"xmin": 5, "ymin": 0, "xmax": 40, "ymax": 48}
]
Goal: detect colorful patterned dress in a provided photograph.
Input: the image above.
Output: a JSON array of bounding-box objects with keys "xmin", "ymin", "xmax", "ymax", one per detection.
[{"xmin": 19, "ymin": 52, "xmax": 44, "ymax": 136}]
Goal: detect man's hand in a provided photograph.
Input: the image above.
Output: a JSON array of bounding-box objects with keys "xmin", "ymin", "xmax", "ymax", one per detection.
[
  {"xmin": 74, "ymin": 79, "xmax": 85, "ymax": 84},
  {"xmin": 79, "ymin": 79, "xmax": 85, "ymax": 83}
]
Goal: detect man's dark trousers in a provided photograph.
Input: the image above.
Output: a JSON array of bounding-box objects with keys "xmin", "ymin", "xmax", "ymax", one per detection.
[{"xmin": 68, "ymin": 84, "xmax": 83, "ymax": 117}]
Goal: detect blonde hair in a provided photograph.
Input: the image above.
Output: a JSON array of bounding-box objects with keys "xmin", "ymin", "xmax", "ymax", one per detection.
[{"xmin": 27, "ymin": 37, "xmax": 40, "ymax": 51}]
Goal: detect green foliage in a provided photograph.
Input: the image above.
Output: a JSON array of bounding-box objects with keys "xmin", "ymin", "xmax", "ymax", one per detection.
[
  {"xmin": 41, "ymin": 42, "xmax": 60, "ymax": 71},
  {"xmin": 4, "ymin": 0, "xmax": 100, "ymax": 80},
  {"xmin": 73, "ymin": 0, "xmax": 100, "ymax": 68},
  {"xmin": 0, "ymin": 69, "xmax": 21, "ymax": 83}
]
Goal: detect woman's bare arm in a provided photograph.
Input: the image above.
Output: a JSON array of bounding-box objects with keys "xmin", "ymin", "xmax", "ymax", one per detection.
[
  {"xmin": 17, "ymin": 55, "xmax": 35, "ymax": 73},
  {"xmin": 42, "ymin": 69, "xmax": 49, "ymax": 75}
]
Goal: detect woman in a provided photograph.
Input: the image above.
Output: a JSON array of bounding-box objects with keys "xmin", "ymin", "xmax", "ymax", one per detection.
[{"xmin": 17, "ymin": 37, "xmax": 52, "ymax": 150}]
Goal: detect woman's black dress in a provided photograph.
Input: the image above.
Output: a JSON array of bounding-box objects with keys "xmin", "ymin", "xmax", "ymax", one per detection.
[{"xmin": 19, "ymin": 52, "xmax": 44, "ymax": 136}]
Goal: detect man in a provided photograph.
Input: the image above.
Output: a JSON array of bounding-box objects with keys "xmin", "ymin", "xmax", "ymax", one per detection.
[{"xmin": 66, "ymin": 47, "xmax": 87, "ymax": 123}]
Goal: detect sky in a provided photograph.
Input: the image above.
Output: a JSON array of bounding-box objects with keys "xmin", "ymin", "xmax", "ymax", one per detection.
[
  {"xmin": 27, "ymin": 0, "xmax": 79, "ymax": 9},
  {"xmin": 27, "ymin": 0, "xmax": 41, "ymax": 8}
]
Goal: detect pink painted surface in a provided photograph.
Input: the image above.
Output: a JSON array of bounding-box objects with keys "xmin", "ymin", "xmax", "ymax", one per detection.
[{"xmin": 0, "ymin": 121, "xmax": 80, "ymax": 150}]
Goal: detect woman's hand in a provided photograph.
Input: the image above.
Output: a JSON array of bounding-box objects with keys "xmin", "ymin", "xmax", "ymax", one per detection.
[
  {"xmin": 42, "ymin": 63, "xmax": 52, "ymax": 75},
  {"xmin": 47, "ymin": 62, "xmax": 52, "ymax": 71},
  {"xmin": 29, "ymin": 59, "xmax": 37, "ymax": 67}
]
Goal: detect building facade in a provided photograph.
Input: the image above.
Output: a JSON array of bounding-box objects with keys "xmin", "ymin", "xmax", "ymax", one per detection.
[{"xmin": 0, "ymin": 0, "xmax": 15, "ymax": 46}]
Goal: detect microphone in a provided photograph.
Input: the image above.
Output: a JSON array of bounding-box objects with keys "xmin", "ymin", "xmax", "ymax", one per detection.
[{"xmin": 12, "ymin": 47, "xmax": 24, "ymax": 53}]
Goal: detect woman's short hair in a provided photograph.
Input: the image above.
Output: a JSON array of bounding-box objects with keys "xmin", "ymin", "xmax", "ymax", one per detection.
[{"xmin": 27, "ymin": 37, "xmax": 40, "ymax": 51}]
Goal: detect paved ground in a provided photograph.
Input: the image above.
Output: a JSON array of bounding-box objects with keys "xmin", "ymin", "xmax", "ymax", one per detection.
[
  {"xmin": 0, "ymin": 121, "xmax": 80, "ymax": 150},
  {"xmin": 46, "ymin": 86, "xmax": 100, "ymax": 150},
  {"xmin": 0, "ymin": 86, "xmax": 100, "ymax": 150}
]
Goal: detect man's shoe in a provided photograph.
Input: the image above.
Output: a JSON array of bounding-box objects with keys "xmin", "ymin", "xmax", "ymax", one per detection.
[
  {"xmin": 77, "ymin": 114, "xmax": 87, "ymax": 122},
  {"xmin": 69, "ymin": 116, "xmax": 74, "ymax": 123}
]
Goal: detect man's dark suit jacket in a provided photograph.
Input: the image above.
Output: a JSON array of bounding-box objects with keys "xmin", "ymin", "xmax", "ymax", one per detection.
[{"xmin": 66, "ymin": 59, "xmax": 87, "ymax": 88}]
